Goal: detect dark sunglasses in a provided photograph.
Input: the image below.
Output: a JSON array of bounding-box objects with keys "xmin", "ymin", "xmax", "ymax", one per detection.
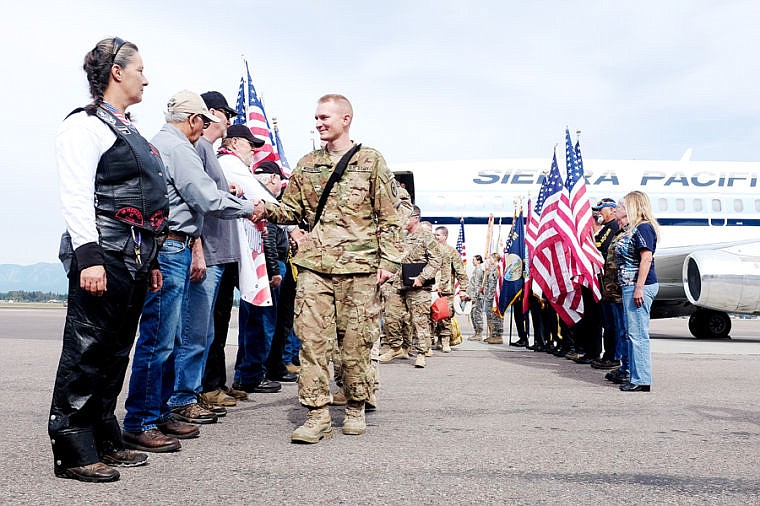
[{"xmin": 191, "ymin": 115, "xmax": 211, "ymax": 129}]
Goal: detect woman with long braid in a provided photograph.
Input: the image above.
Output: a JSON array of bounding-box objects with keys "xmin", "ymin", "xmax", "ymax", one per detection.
[{"xmin": 48, "ymin": 37, "xmax": 168, "ymax": 482}]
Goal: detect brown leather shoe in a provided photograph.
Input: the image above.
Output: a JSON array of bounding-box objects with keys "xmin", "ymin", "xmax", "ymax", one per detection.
[
  {"xmin": 157, "ymin": 420, "xmax": 200, "ymax": 439},
  {"xmin": 223, "ymin": 385, "xmax": 249, "ymax": 401},
  {"xmin": 123, "ymin": 429, "xmax": 181, "ymax": 453},
  {"xmin": 101, "ymin": 449, "xmax": 149, "ymax": 467},
  {"xmin": 55, "ymin": 462, "xmax": 120, "ymax": 483}
]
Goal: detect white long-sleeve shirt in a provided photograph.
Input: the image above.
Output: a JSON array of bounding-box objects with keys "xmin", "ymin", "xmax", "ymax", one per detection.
[{"xmin": 56, "ymin": 111, "xmax": 116, "ymax": 250}]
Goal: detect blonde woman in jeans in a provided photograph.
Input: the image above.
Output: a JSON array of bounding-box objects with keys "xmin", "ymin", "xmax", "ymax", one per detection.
[{"xmin": 614, "ymin": 191, "xmax": 660, "ymax": 392}]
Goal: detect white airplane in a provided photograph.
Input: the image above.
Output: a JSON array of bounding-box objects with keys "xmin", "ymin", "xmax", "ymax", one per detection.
[{"xmin": 392, "ymin": 153, "xmax": 760, "ymax": 339}]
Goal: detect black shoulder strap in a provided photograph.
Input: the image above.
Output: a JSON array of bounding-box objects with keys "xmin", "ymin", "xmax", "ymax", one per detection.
[{"xmin": 312, "ymin": 143, "xmax": 362, "ymax": 229}]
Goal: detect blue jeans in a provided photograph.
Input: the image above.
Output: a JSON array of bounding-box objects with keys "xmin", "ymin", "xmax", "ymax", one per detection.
[
  {"xmin": 234, "ymin": 262, "xmax": 283, "ymax": 385},
  {"xmin": 621, "ymin": 283, "xmax": 658, "ymax": 386},
  {"xmin": 124, "ymin": 240, "xmax": 191, "ymax": 433},
  {"xmin": 601, "ymin": 301, "xmax": 627, "ymax": 366},
  {"xmin": 283, "ymin": 329, "xmax": 301, "ymax": 365},
  {"xmin": 168, "ymin": 264, "xmax": 225, "ymax": 408}
]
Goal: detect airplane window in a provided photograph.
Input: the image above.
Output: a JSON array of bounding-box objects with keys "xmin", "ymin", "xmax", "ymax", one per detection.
[
  {"xmin": 734, "ymin": 199, "xmax": 744, "ymax": 212},
  {"xmin": 755, "ymin": 200, "xmax": 760, "ymax": 212},
  {"xmin": 712, "ymin": 199, "xmax": 722, "ymax": 212},
  {"xmin": 675, "ymin": 198, "xmax": 685, "ymax": 211},
  {"xmin": 692, "ymin": 199, "xmax": 703, "ymax": 212},
  {"xmin": 657, "ymin": 198, "xmax": 668, "ymax": 212}
]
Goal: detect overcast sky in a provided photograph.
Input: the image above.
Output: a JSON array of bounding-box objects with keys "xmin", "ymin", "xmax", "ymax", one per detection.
[{"xmin": 1, "ymin": 0, "xmax": 758, "ymax": 265}]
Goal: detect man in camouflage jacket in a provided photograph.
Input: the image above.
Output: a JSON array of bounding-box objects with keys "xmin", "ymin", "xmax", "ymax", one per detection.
[{"xmin": 253, "ymin": 94, "xmax": 403, "ymax": 443}]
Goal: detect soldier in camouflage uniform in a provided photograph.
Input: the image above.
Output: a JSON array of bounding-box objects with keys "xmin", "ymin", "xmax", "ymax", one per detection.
[
  {"xmin": 380, "ymin": 205, "xmax": 442, "ymax": 368},
  {"xmin": 468, "ymin": 254, "xmax": 485, "ymax": 340},
  {"xmin": 432, "ymin": 226, "xmax": 469, "ymax": 352},
  {"xmin": 253, "ymin": 94, "xmax": 403, "ymax": 443},
  {"xmin": 484, "ymin": 254, "xmax": 504, "ymax": 342},
  {"xmin": 361, "ymin": 183, "xmax": 415, "ymax": 406},
  {"xmin": 380, "ymin": 185, "xmax": 415, "ymax": 355}
]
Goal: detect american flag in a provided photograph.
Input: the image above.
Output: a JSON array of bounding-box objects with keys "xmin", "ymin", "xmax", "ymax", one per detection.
[
  {"xmin": 531, "ymin": 152, "xmax": 583, "ymax": 324},
  {"xmin": 564, "ymin": 129, "xmax": 604, "ymax": 300},
  {"xmin": 455, "ymin": 218, "xmax": 467, "ymax": 266},
  {"xmin": 454, "ymin": 218, "xmax": 466, "ymax": 292},
  {"xmin": 233, "ymin": 59, "xmax": 285, "ymax": 172},
  {"xmin": 237, "ymin": 220, "xmax": 272, "ymax": 307},
  {"xmin": 522, "ymin": 198, "xmax": 536, "ymax": 316},
  {"xmin": 273, "ymin": 118, "xmax": 291, "ymax": 171}
]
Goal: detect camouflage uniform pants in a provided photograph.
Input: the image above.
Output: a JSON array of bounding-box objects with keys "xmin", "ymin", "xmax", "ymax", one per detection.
[
  {"xmin": 404, "ymin": 289, "xmax": 433, "ymax": 354},
  {"xmin": 470, "ymin": 295, "xmax": 484, "ymax": 334},
  {"xmin": 383, "ymin": 286, "xmax": 414, "ymax": 350},
  {"xmin": 487, "ymin": 306, "xmax": 504, "ymax": 337},
  {"xmin": 294, "ymin": 269, "xmax": 380, "ymax": 407}
]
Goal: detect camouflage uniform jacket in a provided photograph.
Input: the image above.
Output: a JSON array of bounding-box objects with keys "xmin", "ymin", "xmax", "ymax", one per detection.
[
  {"xmin": 483, "ymin": 266, "xmax": 500, "ymax": 303},
  {"xmin": 391, "ymin": 226, "xmax": 442, "ymax": 289},
  {"xmin": 436, "ymin": 244, "xmax": 469, "ymax": 295},
  {"xmin": 468, "ymin": 264, "xmax": 484, "ymax": 299},
  {"xmin": 395, "ymin": 186, "xmax": 414, "ymax": 224},
  {"xmin": 265, "ymin": 145, "xmax": 404, "ymax": 275},
  {"xmin": 601, "ymin": 228, "xmax": 626, "ymax": 303}
]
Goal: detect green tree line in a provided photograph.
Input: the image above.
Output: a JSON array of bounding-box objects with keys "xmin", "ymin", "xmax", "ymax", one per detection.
[{"xmin": 1, "ymin": 291, "xmax": 67, "ymax": 302}]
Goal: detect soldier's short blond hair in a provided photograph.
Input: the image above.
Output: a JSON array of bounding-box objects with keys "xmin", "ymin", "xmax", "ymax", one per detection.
[{"xmin": 318, "ymin": 94, "xmax": 353, "ymax": 119}]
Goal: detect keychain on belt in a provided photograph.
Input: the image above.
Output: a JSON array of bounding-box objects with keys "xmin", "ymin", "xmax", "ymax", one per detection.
[{"xmin": 131, "ymin": 226, "xmax": 142, "ymax": 265}]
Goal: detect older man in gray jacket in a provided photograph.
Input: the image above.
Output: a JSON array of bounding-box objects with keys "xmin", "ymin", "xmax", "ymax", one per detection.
[{"xmin": 123, "ymin": 90, "xmax": 256, "ymax": 453}]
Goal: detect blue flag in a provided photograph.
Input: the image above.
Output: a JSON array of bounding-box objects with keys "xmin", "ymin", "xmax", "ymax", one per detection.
[{"xmin": 498, "ymin": 209, "xmax": 525, "ymax": 315}]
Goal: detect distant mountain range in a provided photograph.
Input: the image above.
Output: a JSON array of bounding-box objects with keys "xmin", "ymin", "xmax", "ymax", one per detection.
[{"xmin": 0, "ymin": 263, "xmax": 68, "ymax": 294}]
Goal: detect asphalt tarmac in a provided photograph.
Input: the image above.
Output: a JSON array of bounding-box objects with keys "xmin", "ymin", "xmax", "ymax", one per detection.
[{"xmin": 1, "ymin": 306, "xmax": 759, "ymax": 504}]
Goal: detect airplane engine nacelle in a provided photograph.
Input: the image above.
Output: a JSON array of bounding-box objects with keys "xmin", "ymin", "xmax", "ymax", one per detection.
[{"xmin": 683, "ymin": 250, "xmax": 760, "ymax": 314}]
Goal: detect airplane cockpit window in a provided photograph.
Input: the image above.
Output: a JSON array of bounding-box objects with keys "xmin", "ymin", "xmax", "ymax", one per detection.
[
  {"xmin": 676, "ymin": 198, "xmax": 685, "ymax": 211},
  {"xmin": 733, "ymin": 199, "xmax": 744, "ymax": 212},
  {"xmin": 692, "ymin": 199, "xmax": 703, "ymax": 212},
  {"xmin": 711, "ymin": 199, "xmax": 722, "ymax": 212},
  {"xmin": 657, "ymin": 198, "xmax": 668, "ymax": 212}
]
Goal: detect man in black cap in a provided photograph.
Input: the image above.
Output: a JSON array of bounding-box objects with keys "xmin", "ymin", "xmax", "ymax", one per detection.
[
  {"xmin": 252, "ymin": 161, "xmax": 301, "ymax": 384},
  {"xmin": 590, "ymin": 197, "xmax": 622, "ymax": 370},
  {"xmin": 217, "ymin": 127, "xmax": 284, "ymax": 394},
  {"xmin": 187, "ymin": 91, "xmax": 251, "ymax": 413}
]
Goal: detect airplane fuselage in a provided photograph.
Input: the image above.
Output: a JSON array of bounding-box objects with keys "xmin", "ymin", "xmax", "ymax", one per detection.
[{"xmin": 392, "ymin": 157, "xmax": 760, "ymax": 337}]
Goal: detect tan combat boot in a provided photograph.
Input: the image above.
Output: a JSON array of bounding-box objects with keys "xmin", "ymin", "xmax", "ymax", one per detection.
[
  {"xmin": 379, "ymin": 347, "xmax": 404, "ymax": 363},
  {"xmin": 415, "ymin": 355, "xmax": 426, "ymax": 368},
  {"xmin": 329, "ymin": 387, "xmax": 347, "ymax": 406},
  {"xmin": 291, "ymin": 407, "xmax": 332, "ymax": 444},
  {"xmin": 342, "ymin": 400, "xmax": 366, "ymax": 435},
  {"xmin": 366, "ymin": 389, "xmax": 377, "ymax": 412},
  {"xmin": 442, "ymin": 342, "xmax": 451, "ymax": 353},
  {"xmin": 469, "ymin": 332, "xmax": 482, "ymax": 341}
]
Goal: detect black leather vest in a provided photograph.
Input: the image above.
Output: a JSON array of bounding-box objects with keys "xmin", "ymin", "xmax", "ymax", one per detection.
[{"xmin": 75, "ymin": 106, "xmax": 170, "ymax": 234}]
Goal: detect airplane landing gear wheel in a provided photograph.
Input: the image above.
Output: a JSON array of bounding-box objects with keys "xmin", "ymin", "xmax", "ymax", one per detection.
[{"xmin": 688, "ymin": 310, "xmax": 731, "ymax": 339}]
